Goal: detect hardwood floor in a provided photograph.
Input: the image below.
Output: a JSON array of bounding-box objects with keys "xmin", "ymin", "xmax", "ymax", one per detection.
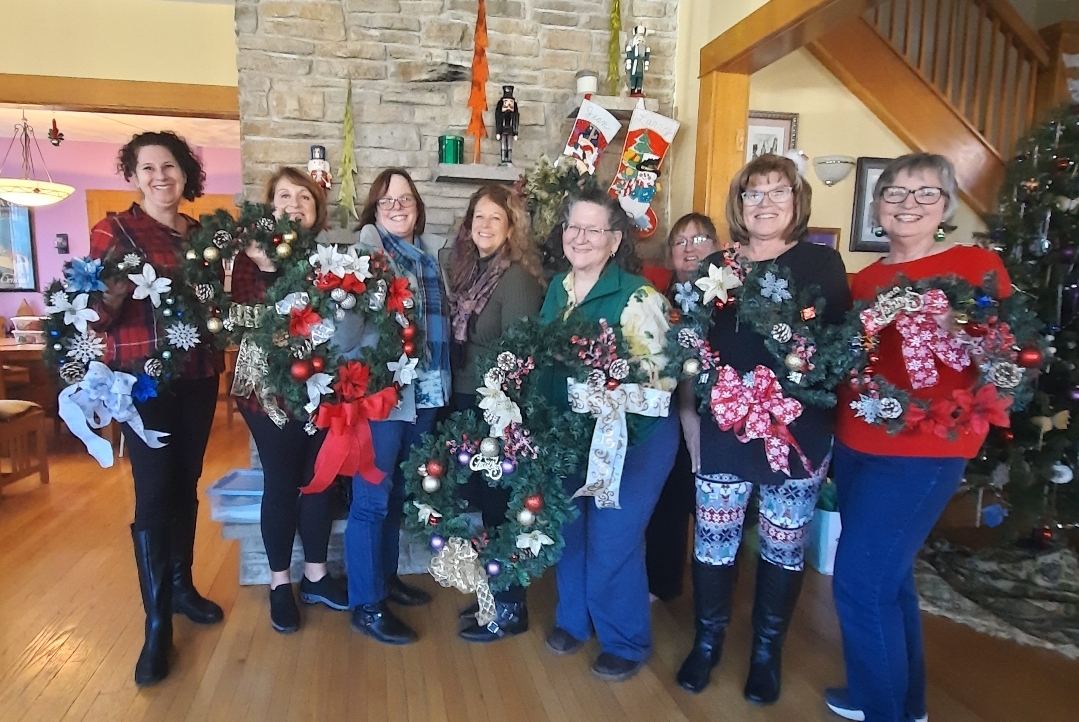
[{"xmin": 1, "ymin": 405, "xmax": 1076, "ymax": 722}]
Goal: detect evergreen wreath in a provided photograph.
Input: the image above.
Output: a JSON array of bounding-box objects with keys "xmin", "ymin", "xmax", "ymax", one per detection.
[
  {"xmin": 844, "ymin": 272, "xmax": 1045, "ymax": 439},
  {"xmin": 42, "ymin": 254, "xmax": 200, "ymax": 398},
  {"xmin": 179, "ymin": 202, "xmax": 317, "ymax": 346}
]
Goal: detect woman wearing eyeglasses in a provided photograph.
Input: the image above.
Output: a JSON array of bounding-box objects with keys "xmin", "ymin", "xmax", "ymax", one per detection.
[
  {"xmin": 540, "ymin": 188, "xmax": 680, "ymax": 682},
  {"xmin": 341, "ymin": 168, "xmax": 450, "ymax": 645},
  {"xmin": 644, "ymin": 214, "xmax": 719, "ymax": 603},
  {"xmin": 677, "ymin": 154, "xmax": 851, "ymax": 702},
  {"xmin": 824, "ymin": 154, "xmax": 1008, "ymax": 722}
]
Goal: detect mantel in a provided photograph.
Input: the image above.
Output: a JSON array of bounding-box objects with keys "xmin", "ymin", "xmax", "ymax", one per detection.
[
  {"xmin": 434, "ymin": 164, "xmax": 523, "ymax": 184},
  {"xmin": 564, "ymin": 94, "xmax": 659, "ymax": 120}
]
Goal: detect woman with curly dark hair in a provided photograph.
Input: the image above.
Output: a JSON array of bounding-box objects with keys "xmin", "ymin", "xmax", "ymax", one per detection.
[
  {"xmin": 445, "ymin": 184, "xmax": 545, "ymax": 642},
  {"xmin": 90, "ymin": 131, "xmax": 223, "ymax": 687}
]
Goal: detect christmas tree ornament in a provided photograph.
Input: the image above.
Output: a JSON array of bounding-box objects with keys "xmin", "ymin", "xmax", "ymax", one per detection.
[
  {"xmin": 206, "ymin": 317, "xmax": 223, "ymax": 334},
  {"xmin": 524, "ymin": 493, "xmax": 544, "ymax": 512},
  {"xmin": 479, "ymin": 436, "xmax": 500, "ymax": 457},
  {"xmin": 563, "ymin": 99, "xmax": 622, "ymax": 176},
  {"xmin": 290, "ymin": 359, "xmax": 313, "ymax": 382},
  {"xmin": 310, "ymin": 356, "xmax": 325, "ymax": 373},
  {"xmin": 457, "ymin": 449, "xmax": 473, "ymax": 466},
  {"xmin": 500, "ymin": 457, "xmax": 516, "ymax": 475},
  {"xmin": 1017, "ymin": 345, "xmax": 1044, "ymax": 368},
  {"xmin": 330, "ymin": 287, "xmax": 347, "ymax": 302},
  {"xmin": 430, "ymin": 534, "xmax": 445, "ymax": 551},
  {"xmin": 275, "ymin": 242, "xmax": 292, "ymax": 258},
  {"xmin": 517, "ymin": 508, "xmax": 535, "ymax": 526},
  {"xmin": 485, "ymin": 560, "xmax": 502, "ymax": 577},
  {"xmin": 608, "ymin": 104, "xmax": 680, "ymax": 237},
  {"xmin": 427, "ymin": 459, "xmax": 445, "ymax": 478},
  {"xmin": 1050, "ymin": 463, "xmax": 1073, "ymax": 484},
  {"xmin": 422, "ymin": 475, "xmax": 441, "ymax": 493},
  {"xmin": 202, "ymin": 246, "xmax": 220, "ymax": 262},
  {"xmin": 682, "ymin": 358, "xmax": 701, "ymax": 376}
]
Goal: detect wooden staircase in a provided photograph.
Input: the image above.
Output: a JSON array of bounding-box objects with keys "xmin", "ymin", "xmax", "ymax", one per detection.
[{"xmin": 808, "ymin": 0, "xmax": 1050, "ymax": 214}]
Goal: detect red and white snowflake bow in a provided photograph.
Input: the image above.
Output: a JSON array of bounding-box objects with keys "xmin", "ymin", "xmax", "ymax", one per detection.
[
  {"xmin": 860, "ymin": 288, "xmax": 969, "ymax": 390},
  {"xmin": 709, "ymin": 365, "xmax": 813, "ymax": 476}
]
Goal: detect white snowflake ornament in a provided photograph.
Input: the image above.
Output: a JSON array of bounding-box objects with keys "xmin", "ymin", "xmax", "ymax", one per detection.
[{"xmin": 165, "ymin": 323, "xmax": 201, "ymax": 351}]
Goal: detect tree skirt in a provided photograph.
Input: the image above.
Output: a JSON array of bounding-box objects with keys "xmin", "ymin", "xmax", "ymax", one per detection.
[{"xmin": 915, "ymin": 541, "xmax": 1079, "ymax": 659}]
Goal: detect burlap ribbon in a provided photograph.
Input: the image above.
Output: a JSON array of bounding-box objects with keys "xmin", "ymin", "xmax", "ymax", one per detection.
[
  {"xmin": 428, "ymin": 537, "xmax": 496, "ymax": 627},
  {"xmin": 231, "ymin": 335, "xmax": 287, "ymax": 427}
]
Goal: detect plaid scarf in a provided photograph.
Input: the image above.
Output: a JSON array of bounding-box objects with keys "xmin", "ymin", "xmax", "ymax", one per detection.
[{"xmin": 377, "ymin": 225, "xmax": 450, "ymax": 403}]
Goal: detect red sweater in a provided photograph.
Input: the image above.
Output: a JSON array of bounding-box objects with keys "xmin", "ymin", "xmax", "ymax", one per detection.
[{"xmin": 835, "ymin": 245, "xmax": 1011, "ymax": 459}]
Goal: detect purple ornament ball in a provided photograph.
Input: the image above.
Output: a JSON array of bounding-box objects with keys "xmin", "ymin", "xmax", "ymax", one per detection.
[
  {"xmin": 1070, "ymin": 386, "xmax": 1079, "ymax": 403},
  {"xmin": 430, "ymin": 534, "xmax": 445, "ymax": 551},
  {"xmin": 486, "ymin": 560, "xmax": 502, "ymax": 576},
  {"xmin": 1062, "ymin": 246, "xmax": 1077, "ymax": 264},
  {"xmin": 500, "ymin": 457, "xmax": 517, "ymax": 476},
  {"xmin": 457, "ymin": 450, "xmax": 472, "ymax": 466}
]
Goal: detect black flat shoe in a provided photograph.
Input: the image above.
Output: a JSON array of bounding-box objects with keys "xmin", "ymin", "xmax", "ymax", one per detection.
[
  {"xmin": 458, "ymin": 601, "xmax": 479, "ymax": 620},
  {"xmin": 592, "ymin": 652, "xmax": 644, "ymax": 682},
  {"xmin": 386, "ymin": 575, "xmax": 431, "ymax": 606},
  {"xmin": 299, "ymin": 574, "xmax": 349, "ymax": 611},
  {"xmin": 350, "ymin": 601, "xmax": 417, "ymax": 645},
  {"xmin": 269, "ymin": 584, "xmax": 300, "ymax": 634},
  {"xmin": 459, "ymin": 602, "xmax": 528, "ymax": 643},
  {"xmin": 544, "ymin": 627, "xmax": 584, "ymax": 656}
]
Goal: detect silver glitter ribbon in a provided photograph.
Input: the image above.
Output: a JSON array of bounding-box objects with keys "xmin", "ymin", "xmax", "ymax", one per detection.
[
  {"xmin": 428, "ymin": 537, "xmax": 496, "ymax": 627},
  {"xmin": 275, "ymin": 292, "xmax": 310, "ymax": 315},
  {"xmin": 231, "ymin": 336, "xmax": 287, "ymax": 427},
  {"xmin": 566, "ymin": 379, "xmax": 671, "ymax": 509}
]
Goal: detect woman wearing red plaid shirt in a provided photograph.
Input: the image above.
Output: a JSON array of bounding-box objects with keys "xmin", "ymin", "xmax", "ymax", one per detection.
[
  {"xmin": 89, "ymin": 132, "xmax": 224, "ymax": 687},
  {"xmin": 231, "ymin": 167, "xmax": 349, "ymax": 634}
]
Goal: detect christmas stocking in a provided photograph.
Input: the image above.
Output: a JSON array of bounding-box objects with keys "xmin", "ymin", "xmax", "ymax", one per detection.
[
  {"xmin": 608, "ymin": 104, "xmax": 680, "ymax": 238},
  {"xmin": 564, "ymin": 98, "xmax": 622, "ymax": 176}
]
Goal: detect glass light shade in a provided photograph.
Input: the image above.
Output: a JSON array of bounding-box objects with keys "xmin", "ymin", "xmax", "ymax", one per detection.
[
  {"xmin": 812, "ymin": 155, "xmax": 856, "ymax": 186},
  {"xmin": 0, "ymin": 178, "xmax": 75, "ymax": 207}
]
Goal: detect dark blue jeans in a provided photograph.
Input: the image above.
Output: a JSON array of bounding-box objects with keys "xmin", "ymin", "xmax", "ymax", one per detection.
[
  {"xmin": 555, "ymin": 413, "xmax": 679, "ymax": 661},
  {"xmin": 344, "ymin": 408, "xmax": 437, "ymax": 607},
  {"xmin": 831, "ymin": 442, "xmax": 966, "ymax": 722}
]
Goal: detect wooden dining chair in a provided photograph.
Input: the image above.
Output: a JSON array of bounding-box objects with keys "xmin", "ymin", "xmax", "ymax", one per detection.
[{"xmin": 0, "ymin": 359, "xmax": 49, "ymax": 491}]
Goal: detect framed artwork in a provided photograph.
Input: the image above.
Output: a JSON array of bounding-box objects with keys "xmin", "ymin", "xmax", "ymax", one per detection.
[
  {"xmin": 746, "ymin": 111, "xmax": 798, "ymax": 162},
  {"xmin": 0, "ymin": 201, "xmax": 38, "ymax": 292},
  {"xmin": 807, "ymin": 227, "xmax": 840, "ymax": 249},
  {"xmin": 849, "ymin": 156, "xmax": 893, "ymax": 253}
]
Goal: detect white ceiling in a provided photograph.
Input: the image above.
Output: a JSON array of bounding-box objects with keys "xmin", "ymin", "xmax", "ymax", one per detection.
[{"xmin": 0, "ymin": 105, "xmax": 240, "ymax": 149}]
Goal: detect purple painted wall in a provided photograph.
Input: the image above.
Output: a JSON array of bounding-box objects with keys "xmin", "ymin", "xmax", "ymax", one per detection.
[{"xmin": 0, "ymin": 139, "xmax": 240, "ymax": 320}]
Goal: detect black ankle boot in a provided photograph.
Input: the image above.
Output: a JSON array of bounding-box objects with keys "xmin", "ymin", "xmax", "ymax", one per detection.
[
  {"xmin": 170, "ymin": 500, "xmax": 224, "ymax": 624},
  {"xmin": 677, "ymin": 561, "xmax": 737, "ymax": 693},
  {"xmin": 743, "ymin": 559, "xmax": 804, "ymax": 705},
  {"xmin": 385, "ymin": 574, "xmax": 431, "ymax": 607},
  {"xmin": 131, "ymin": 525, "xmax": 173, "ymax": 687},
  {"xmin": 350, "ymin": 601, "xmax": 417, "ymax": 645},
  {"xmin": 459, "ymin": 601, "xmax": 529, "ymax": 643}
]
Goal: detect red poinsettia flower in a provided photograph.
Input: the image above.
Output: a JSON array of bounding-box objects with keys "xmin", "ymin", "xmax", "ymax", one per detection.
[
  {"xmin": 334, "ymin": 361, "xmax": 371, "ymax": 401},
  {"xmin": 387, "ymin": 277, "xmax": 412, "ymax": 314},
  {"xmin": 314, "ymin": 272, "xmax": 340, "ymax": 291},
  {"xmin": 289, "ymin": 306, "xmax": 322, "ymax": 337},
  {"xmin": 904, "ymin": 397, "xmax": 960, "ymax": 438},
  {"xmin": 953, "ymin": 384, "xmax": 1013, "ymax": 436},
  {"xmin": 341, "ymin": 274, "xmax": 367, "ymax": 294}
]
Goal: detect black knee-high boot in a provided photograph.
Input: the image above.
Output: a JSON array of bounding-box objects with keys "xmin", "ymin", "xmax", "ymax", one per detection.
[
  {"xmin": 132, "ymin": 525, "xmax": 173, "ymax": 686},
  {"xmin": 744, "ymin": 559, "xmax": 804, "ymax": 705},
  {"xmin": 170, "ymin": 500, "xmax": 224, "ymax": 624},
  {"xmin": 677, "ymin": 560, "xmax": 737, "ymax": 693}
]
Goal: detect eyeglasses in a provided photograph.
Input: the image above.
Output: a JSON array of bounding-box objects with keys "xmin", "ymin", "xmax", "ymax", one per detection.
[
  {"xmin": 562, "ymin": 223, "xmax": 611, "ymax": 243},
  {"xmin": 670, "ymin": 234, "xmax": 713, "ymax": 249},
  {"xmin": 376, "ymin": 195, "xmax": 417, "ymax": 210},
  {"xmin": 879, "ymin": 186, "xmax": 945, "ymax": 205},
  {"xmin": 741, "ymin": 186, "xmax": 793, "ymax": 206}
]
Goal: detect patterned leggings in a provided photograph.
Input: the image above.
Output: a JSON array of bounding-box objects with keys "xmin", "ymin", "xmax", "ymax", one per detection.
[{"xmin": 694, "ymin": 462, "xmax": 827, "ymax": 572}]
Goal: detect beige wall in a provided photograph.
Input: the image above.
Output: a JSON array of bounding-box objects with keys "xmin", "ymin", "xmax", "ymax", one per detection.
[{"xmin": 0, "ymin": 0, "xmax": 237, "ymax": 85}]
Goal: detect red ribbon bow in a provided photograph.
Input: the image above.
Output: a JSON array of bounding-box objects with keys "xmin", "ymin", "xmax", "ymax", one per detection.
[
  {"xmin": 860, "ymin": 288, "xmax": 969, "ymax": 390},
  {"xmin": 289, "ymin": 306, "xmax": 322, "ymax": 338},
  {"xmin": 709, "ymin": 365, "xmax": 813, "ymax": 476},
  {"xmin": 304, "ymin": 388, "xmax": 398, "ymax": 494},
  {"xmin": 315, "ymin": 271, "xmax": 367, "ymax": 294}
]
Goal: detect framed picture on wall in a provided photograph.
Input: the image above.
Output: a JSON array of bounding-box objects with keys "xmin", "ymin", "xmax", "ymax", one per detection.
[
  {"xmin": 0, "ymin": 200, "xmax": 38, "ymax": 292},
  {"xmin": 746, "ymin": 111, "xmax": 798, "ymax": 162},
  {"xmin": 849, "ymin": 156, "xmax": 893, "ymax": 253},
  {"xmin": 807, "ymin": 227, "xmax": 840, "ymax": 249}
]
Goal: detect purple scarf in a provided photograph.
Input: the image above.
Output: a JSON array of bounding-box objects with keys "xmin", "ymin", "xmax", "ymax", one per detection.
[{"xmin": 450, "ymin": 254, "xmax": 511, "ymax": 343}]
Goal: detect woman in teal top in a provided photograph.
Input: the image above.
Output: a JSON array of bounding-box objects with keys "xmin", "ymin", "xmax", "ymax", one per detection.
[{"xmin": 540, "ymin": 188, "xmax": 680, "ymax": 682}]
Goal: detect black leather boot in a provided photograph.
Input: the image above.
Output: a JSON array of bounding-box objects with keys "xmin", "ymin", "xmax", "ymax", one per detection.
[
  {"xmin": 131, "ymin": 525, "xmax": 173, "ymax": 687},
  {"xmin": 677, "ymin": 561, "xmax": 737, "ymax": 693},
  {"xmin": 170, "ymin": 500, "xmax": 224, "ymax": 624},
  {"xmin": 385, "ymin": 574, "xmax": 431, "ymax": 606},
  {"xmin": 743, "ymin": 559, "xmax": 804, "ymax": 705},
  {"xmin": 350, "ymin": 601, "xmax": 417, "ymax": 645},
  {"xmin": 459, "ymin": 601, "xmax": 529, "ymax": 643}
]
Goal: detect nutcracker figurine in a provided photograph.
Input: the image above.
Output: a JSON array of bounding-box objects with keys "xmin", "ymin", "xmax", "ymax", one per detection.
[
  {"xmin": 495, "ymin": 85, "xmax": 520, "ymax": 166},
  {"xmin": 307, "ymin": 145, "xmax": 332, "ymax": 191},
  {"xmin": 625, "ymin": 25, "xmax": 650, "ymax": 97}
]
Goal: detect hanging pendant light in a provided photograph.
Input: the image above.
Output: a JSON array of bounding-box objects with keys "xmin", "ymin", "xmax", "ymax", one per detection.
[{"xmin": 0, "ymin": 113, "xmax": 74, "ymax": 207}]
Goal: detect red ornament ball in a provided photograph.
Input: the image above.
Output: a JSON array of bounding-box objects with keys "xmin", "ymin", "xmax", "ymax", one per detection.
[
  {"xmin": 290, "ymin": 359, "xmax": 314, "ymax": 382},
  {"xmin": 669, "ymin": 309, "xmax": 682, "ymax": 324},
  {"xmin": 1056, "ymin": 158, "xmax": 1072, "ymax": 172},
  {"xmin": 1017, "ymin": 346, "xmax": 1044, "ymax": 369},
  {"xmin": 403, "ymin": 341, "xmax": 416, "ymax": 357},
  {"xmin": 310, "ymin": 356, "xmax": 326, "ymax": 373},
  {"xmin": 966, "ymin": 323, "xmax": 988, "ymax": 338},
  {"xmin": 401, "ymin": 325, "xmax": 416, "ymax": 341},
  {"xmin": 524, "ymin": 494, "xmax": 544, "ymax": 512},
  {"xmin": 999, "ymin": 428, "xmax": 1015, "ymax": 444},
  {"xmin": 606, "ymin": 378, "xmax": 620, "ymax": 390},
  {"xmin": 426, "ymin": 459, "xmax": 445, "ymax": 478}
]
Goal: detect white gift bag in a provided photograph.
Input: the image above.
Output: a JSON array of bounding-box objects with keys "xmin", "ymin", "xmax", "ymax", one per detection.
[{"xmin": 806, "ymin": 508, "xmax": 842, "ymax": 575}]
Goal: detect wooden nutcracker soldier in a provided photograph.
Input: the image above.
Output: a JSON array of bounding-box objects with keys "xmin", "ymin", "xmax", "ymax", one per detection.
[
  {"xmin": 625, "ymin": 25, "xmax": 650, "ymax": 97},
  {"xmin": 495, "ymin": 85, "xmax": 520, "ymax": 166}
]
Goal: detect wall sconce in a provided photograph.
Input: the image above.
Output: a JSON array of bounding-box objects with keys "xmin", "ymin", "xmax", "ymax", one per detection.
[{"xmin": 812, "ymin": 155, "xmax": 856, "ymax": 186}]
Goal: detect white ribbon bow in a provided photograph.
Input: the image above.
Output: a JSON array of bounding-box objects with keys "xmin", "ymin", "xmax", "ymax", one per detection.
[
  {"xmin": 516, "ymin": 530, "xmax": 554, "ymax": 556},
  {"xmin": 567, "ymin": 378, "xmax": 671, "ymax": 509},
  {"xmin": 304, "ymin": 373, "xmax": 333, "ymax": 414},
  {"xmin": 46, "ymin": 292, "xmax": 99, "ymax": 333},
  {"xmin": 57, "ymin": 361, "xmax": 169, "ymax": 468},
  {"xmin": 275, "ymin": 291, "xmax": 310, "ymax": 315},
  {"xmin": 309, "ymin": 318, "xmax": 336, "ymax": 347},
  {"xmin": 128, "ymin": 263, "xmax": 172, "ymax": 307}
]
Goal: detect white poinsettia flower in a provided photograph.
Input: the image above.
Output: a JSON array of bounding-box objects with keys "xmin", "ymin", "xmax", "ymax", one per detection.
[
  {"xmin": 387, "ymin": 353, "xmax": 419, "ymax": 386},
  {"xmin": 45, "ymin": 291, "xmax": 72, "ymax": 315},
  {"xmin": 516, "ymin": 530, "xmax": 554, "ymax": 555},
  {"xmin": 476, "ymin": 375, "xmax": 522, "ymax": 437},
  {"xmin": 128, "ymin": 263, "xmax": 172, "ymax": 307},
  {"xmin": 304, "ymin": 373, "xmax": 334, "ymax": 414},
  {"xmin": 309, "ymin": 244, "xmax": 350, "ymax": 278},
  {"xmin": 345, "ymin": 249, "xmax": 373, "ymax": 281},
  {"xmin": 61, "ymin": 293, "xmax": 100, "ymax": 333},
  {"xmin": 413, "ymin": 501, "xmax": 440, "ymax": 524},
  {"xmin": 695, "ymin": 263, "xmax": 743, "ymax": 305}
]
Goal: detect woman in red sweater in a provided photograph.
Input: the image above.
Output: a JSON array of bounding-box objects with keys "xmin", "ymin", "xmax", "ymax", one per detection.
[{"xmin": 825, "ymin": 154, "xmax": 1010, "ymax": 722}]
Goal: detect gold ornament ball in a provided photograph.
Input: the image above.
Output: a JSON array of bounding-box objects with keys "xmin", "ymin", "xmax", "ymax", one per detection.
[
  {"xmin": 479, "ymin": 437, "xmax": 500, "ymax": 457},
  {"xmin": 784, "ymin": 353, "xmax": 804, "ymax": 371},
  {"xmin": 421, "ymin": 475, "xmax": 441, "ymax": 493},
  {"xmin": 275, "ymin": 243, "xmax": 292, "ymax": 258},
  {"xmin": 953, "ymin": 312, "xmax": 969, "ymax": 325},
  {"xmin": 185, "ymin": 249, "xmax": 199, "ymax": 261},
  {"xmin": 202, "ymin": 246, "xmax": 220, "ymax": 262},
  {"xmin": 282, "ymin": 231, "xmax": 297, "ymax": 243},
  {"xmin": 682, "ymin": 358, "xmax": 702, "ymax": 376},
  {"xmin": 206, "ymin": 317, "xmax": 223, "ymax": 334},
  {"xmin": 517, "ymin": 509, "xmax": 535, "ymax": 526}
]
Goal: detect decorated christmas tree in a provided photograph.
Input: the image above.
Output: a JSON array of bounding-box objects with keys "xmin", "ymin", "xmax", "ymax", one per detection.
[{"xmin": 966, "ymin": 104, "xmax": 1079, "ymax": 540}]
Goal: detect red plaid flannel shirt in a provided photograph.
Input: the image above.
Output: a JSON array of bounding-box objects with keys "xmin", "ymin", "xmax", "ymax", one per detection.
[
  {"xmin": 89, "ymin": 204, "xmax": 223, "ymax": 380},
  {"xmin": 229, "ymin": 251, "xmax": 281, "ymax": 416}
]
